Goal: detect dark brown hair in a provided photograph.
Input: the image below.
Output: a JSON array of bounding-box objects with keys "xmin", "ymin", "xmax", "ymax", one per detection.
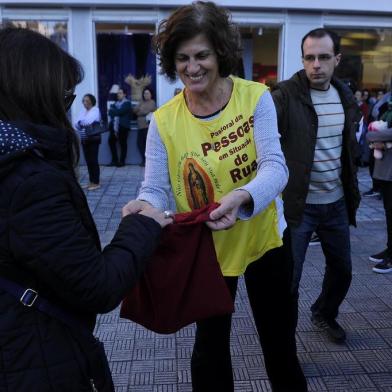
[
  {"xmin": 0, "ymin": 27, "xmax": 84, "ymax": 163},
  {"xmin": 301, "ymin": 28, "xmax": 341, "ymax": 56},
  {"xmin": 153, "ymin": 1, "xmax": 242, "ymax": 81},
  {"xmin": 83, "ymin": 93, "xmax": 97, "ymax": 106}
]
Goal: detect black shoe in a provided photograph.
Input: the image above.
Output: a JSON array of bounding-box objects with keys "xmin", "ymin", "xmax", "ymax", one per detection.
[
  {"xmin": 369, "ymin": 249, "xmax": 390, "ymax": 263},
  {"xmin": 309, "ymin": 233, "xmax": 320, "ymax": 246},
  {"xmin": 311, "ymin": 314, "xmax": 346, "ymax": 343},
  {"xmin": 106, "ymin": 161, "xmax": 118, "ymax": 167},
  {"xmin": 373, "ymin": 258, "xmax": 392, "ymax": 274},
  {"xmin": 116, "ymin": 161, "xmax": 125, "ymax": 167},
  {"xmin": 362, "ymin": 189, "xmax": 381, "ymax": 198}
]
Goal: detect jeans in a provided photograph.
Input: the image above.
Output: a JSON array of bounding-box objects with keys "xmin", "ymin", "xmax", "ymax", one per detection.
[
  {"xmin": 191, "ymin": 239, "xmax": 307, "ymax": 392},
  {"xmin": 290, "ymin": 198, "xmax": 352, "ymax": 321},
  {"xmin": 137, "ymin": 127, "xmax": 148, "ymax": 165},
  {"xmin": 379, "ymin": 180, "xmax": 392, "ymax": 255},
  {"xmin": 81, "ymin": 141, "xmax": 100, "ymax": 184},
  {"xmin": 108, "ymin": 125, "xmax": 129, "ymax": 164},
  {"xmin": 368, "ymin": 153, "xmax": 382, "ymax": 192}
]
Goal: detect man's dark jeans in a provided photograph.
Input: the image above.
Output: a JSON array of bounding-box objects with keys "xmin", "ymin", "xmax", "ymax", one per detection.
[
  {"xmin": 379, "ymin": 180, "xmax": 392, "ymax": 255},
  {"xmin": 108, "ymin": 125, "xmax": 129, "ymax": 164},
  {"xmin": 290, "ymin": 198, "xmax": 352, "ymax": 321}
]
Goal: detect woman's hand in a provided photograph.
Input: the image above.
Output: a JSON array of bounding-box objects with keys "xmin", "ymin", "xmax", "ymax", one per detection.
[
  {"xmin": 138, "ymin": 205, "xmax": 173, "ymax": 228},
  {"xmin": 122, "ymin": 200, "xmax": 173, "ymax": 228},
  {"xmin": 206, "ymin": 190, "xmax": 251, "ymax": 231},
  {"xmin": 122, "ymin": 200, "xmax": 153, "ymax": 217}
]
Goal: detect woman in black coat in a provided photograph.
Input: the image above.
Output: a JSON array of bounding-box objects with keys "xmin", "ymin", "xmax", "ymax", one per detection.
[{"xmin": 0, "ymin": 27, "xmax": 172, "ymax": 391}]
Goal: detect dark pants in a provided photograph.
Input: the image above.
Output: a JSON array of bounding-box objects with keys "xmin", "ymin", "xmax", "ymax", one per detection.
[
  {"xmin": 108, "ymin": 125, "xmax": 129, "ymax": 164},
  {"xmin": 379, "ymin": 180, "xmax": 392, "ymax": 255},
  {"xmin": 81, "ymin": 141, "xmax": 100, "ymax": 184},
  {"xmin": 191, "ymin": 238, "xmax": 307, "ymax": 392},
  {"xmin": 137, "ymin": 128, "xmax": 148, "ymax": 165},
  {"xmin": 368, "ymin": 154, "xmax": 382, "ymax": 192},
  {"xmin": 290, "ymin": 198, "xmax": 352, "ymax": 321}
]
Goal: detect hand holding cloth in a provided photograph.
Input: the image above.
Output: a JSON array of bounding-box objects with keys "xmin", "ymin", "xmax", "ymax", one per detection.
[{"xmin": 120, "ymin": 203, "xmax": 234, "ymax": 334}]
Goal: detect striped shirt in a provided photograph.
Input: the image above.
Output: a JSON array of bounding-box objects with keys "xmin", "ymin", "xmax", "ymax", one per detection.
[{"xmin": 306, "ymin": 85, "xmax": 345, "ymax": 204}]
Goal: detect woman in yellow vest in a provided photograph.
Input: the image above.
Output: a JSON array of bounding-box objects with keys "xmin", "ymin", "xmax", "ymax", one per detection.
[{"xmin": 123, "ymin": 2, "xmax": 307, "ymax": 391}]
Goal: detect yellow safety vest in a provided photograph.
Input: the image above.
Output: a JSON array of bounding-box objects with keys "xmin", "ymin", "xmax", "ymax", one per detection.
[{"xmin": 155, "ymin": 76, "xmax": 282, "ymax": 276}]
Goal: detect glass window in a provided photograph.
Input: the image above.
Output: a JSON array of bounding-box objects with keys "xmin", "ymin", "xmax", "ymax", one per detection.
[
  {"xmin": 2, "ymin": 20, "xmax": 68, "ymax": 51},
  {"xmin": 241, "ymin": 27, "xmax": 280, "ymax": 88},
  {"xmin": 332, "ymin": 28, "xmax": 392, "ymax": 94}
]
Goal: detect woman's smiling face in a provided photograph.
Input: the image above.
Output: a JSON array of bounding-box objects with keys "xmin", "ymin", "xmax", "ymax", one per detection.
[{"xmin": 174, "ymin": 33, "xmax": 219, "ymax": 95}]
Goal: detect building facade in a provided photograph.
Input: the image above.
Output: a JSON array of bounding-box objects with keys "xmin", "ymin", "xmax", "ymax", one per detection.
[{"xmin": 1, "ymin": 0, "xmax": 391, "ymax": 164}]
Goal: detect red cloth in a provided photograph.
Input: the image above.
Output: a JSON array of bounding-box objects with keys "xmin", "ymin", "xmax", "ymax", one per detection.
[{"xmin": 120, "ymin": 203, "xmax": 234, "ymax": 334}]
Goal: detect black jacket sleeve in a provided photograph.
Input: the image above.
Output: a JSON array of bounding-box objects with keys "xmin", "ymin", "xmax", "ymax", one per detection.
[
  {"xmin": 271, "ymin": 86, "xmax": 287, "ymax": 135},
  {"xmin": 8, "ymin": 170, "xmax": 161, "ymax": 313}
]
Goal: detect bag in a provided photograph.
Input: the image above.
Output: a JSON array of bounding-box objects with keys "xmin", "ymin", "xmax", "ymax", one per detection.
[
  {"xmin": 74, "ymin": 334, "xmax": 113, "ymax": 392},
  {"xmin": 0, "ymin": 275, "xmax": 114, "ymax": 392},
  {"xmin": 120, "ymin": 203, "xmax": 234, "ymax": 334},
  {"xmin": 145, "ymin": 112, "xmax": 153, "ymax": 124},
  {"xmin": 85, "ymin": 121, "xmax": 108, "ymax": 136}
]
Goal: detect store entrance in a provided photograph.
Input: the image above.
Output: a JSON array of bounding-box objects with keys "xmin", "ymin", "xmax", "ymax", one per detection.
[{"xmin": 95, "ymin": 23, "xmax": 156, "ymax": 165}]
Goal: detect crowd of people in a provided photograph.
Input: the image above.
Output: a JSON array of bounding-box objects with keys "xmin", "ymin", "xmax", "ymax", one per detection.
[{"xmin": 0, "ymin": 1, "xmax": 391, "ymax": 391}]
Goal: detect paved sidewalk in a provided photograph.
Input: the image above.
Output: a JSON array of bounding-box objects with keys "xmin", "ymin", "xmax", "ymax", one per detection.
[{"xmin": 82, "ymin": 165, "xmax": 392, "ymax": 392}]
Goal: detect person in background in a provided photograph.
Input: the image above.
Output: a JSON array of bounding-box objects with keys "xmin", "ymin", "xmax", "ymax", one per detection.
[
  {"xmin": 361, "ymin": 89, "xmax": 371, "ymax": 123},
  {"xmin": 108, "ymin": 88, "xmax": 132, "ymax": 167},
  {"xmin": 134, "ymin": 87, "xmax": 156, "ymax": 166},
  {"xmin": 74, "ymin": 93, "xmax": 101, "ymax": 190},
  {"xmin": 0, "ymin": 27, "xmax": 171, "ymax": 392},
  {"xmin": 122, "ymin": 2, "xmax": 307, "ymax": 391},
  {"xmin": 272, "ymin": 28, "xmax": 361, "ymax": 344},
  {"xmin": 355, "ymin": 90, "xmax": 370, "ymax": 124},
  {"xmin": 362, "ymin": 89, "xmax": 386, "ymax": 198},
  {"xmin": 366, "ymin": 115, "xmax": 392, "ymax": 272},
  {"xmin": 174, "ymin": 87, "xmax": 182, "ymax": 95}
]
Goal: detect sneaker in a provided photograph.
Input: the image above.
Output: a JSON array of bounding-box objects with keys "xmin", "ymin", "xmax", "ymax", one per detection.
[
  {"xmin": 309, "ymin": 233, "xmax": 321, "ymax": 246},
  {"xmin": 80, "ymin": 183, "xmax": 89, "ymax": 189},
  {"xmin": 362, "ymin": 189, "xmax": 381, "ymax": 198},
  {"xmin": 106, "ymin": 161, "xmax": 118, "ymax": 167},
  {"xmin": 369, "ymin": 249, "xmax": 390, "ymax": 262},
  {"xmin": 311, "ymin": 314, "xmax": 346, "ymax": 343},
  {"xmin": 372, "ymin": 258, "xmax": 392, "ymax": 274},
  {"xmin": 87, "ymin": 183, "xmax": 100, "ymax": 191}
]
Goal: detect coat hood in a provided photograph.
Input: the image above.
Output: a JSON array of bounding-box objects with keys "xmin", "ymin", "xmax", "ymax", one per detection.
[{"xmin": 0, "ymin": 120, "xmax": 72, "ymax": 178}]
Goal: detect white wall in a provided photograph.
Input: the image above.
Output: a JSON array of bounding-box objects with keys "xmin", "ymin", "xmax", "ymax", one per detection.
[
  {"xmin": 69, "ymin": 9, "xmax": 96, "ymax": 121},
  {"xmin": 2, "ymin": 0, "xmax": 392, "ymax": 13},
  {"xmin": 281, "ymin": 13, "xmax": 323, "ymax": 80}
]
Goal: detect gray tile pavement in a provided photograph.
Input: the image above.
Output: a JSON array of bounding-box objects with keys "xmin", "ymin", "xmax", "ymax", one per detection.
[{"xmin": 81, "ymin": 165, "xmax": 392, "ymax": 392}]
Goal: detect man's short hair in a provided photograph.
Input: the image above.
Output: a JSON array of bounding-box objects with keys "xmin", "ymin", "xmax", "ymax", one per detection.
[{"xmin": 301, "ymin": 28, "xmax": 341, "ymax": 56}]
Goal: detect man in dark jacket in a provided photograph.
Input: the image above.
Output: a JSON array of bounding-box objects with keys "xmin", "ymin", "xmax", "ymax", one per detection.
[
  {"xmin": 108, "ymin": 87, "xmax": 132, "ymax": 167},
  {"xmin": 272, "ymin": 28, "xmax": 361, "ymax": 343}
]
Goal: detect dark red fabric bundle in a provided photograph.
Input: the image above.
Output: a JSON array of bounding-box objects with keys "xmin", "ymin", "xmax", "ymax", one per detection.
[{"xmin": 120, "ymin": 203, "xmax": 234, "ymax": 334}]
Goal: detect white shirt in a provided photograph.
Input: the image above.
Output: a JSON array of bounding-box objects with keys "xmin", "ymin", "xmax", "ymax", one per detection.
[{"xmin": 74, "ymin": 106, "xmax": 101, "ymax": 128}]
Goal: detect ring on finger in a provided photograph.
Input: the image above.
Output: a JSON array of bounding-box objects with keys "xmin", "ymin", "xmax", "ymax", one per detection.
[{"xmin": 163, "ymin": 210, "xmax": 174, "ymax": 219}]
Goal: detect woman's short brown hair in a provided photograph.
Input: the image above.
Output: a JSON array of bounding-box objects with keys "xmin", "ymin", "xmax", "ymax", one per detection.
[{"xmin": 153, "ymin": 1, "xmax": 242, "ymax": 81}]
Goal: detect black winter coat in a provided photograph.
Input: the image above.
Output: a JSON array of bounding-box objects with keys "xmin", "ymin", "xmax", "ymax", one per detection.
[
  {"xmin": 0, "ymin": 121, "xmax": 161, "ymax": 391},
  {"xmin": 271, "ymin": 70, "xmax": 362, "ymax": 227}
]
